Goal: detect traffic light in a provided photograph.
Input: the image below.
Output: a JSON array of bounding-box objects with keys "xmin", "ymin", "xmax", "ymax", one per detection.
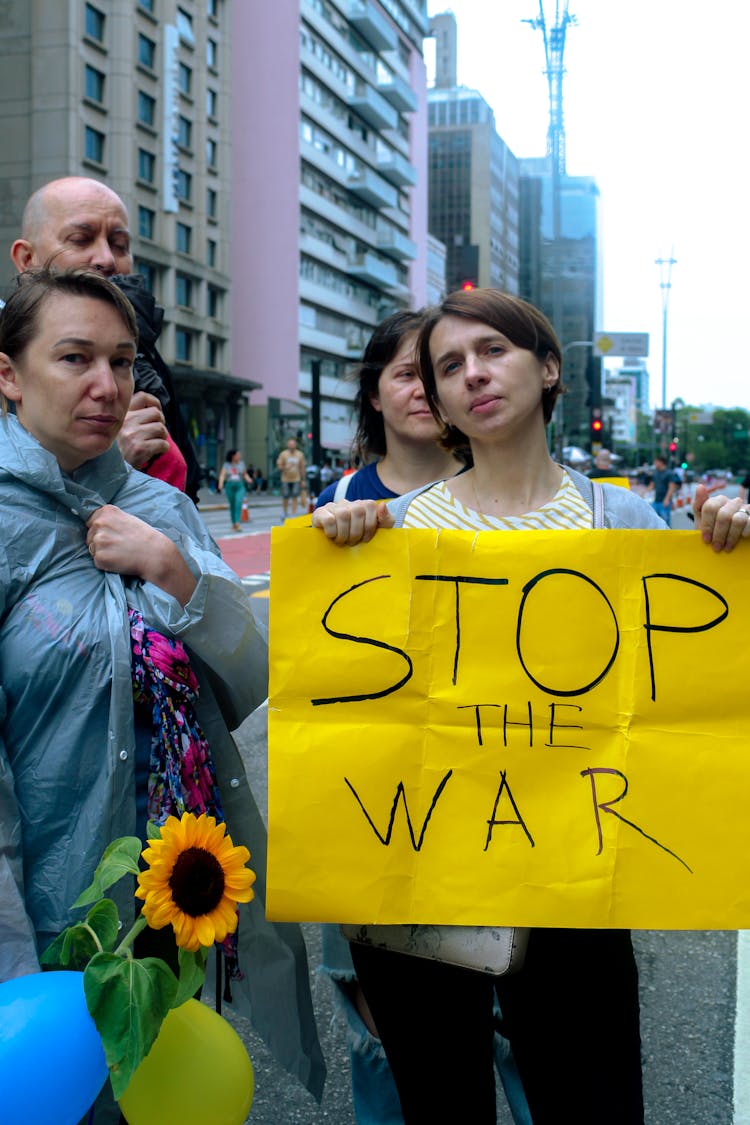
[
  {"xmin": 460, "ymin": 280, "xmax": 476, "ymax": 292},
  {"xmin": 668, "ymin": 438, "xmax": 678, "ymax": 454},
  {"xmin": 591, "ymin": 408, "xmax": 603, "ymax": 436}
]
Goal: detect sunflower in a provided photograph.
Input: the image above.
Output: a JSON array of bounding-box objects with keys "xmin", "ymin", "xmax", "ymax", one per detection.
[{"xmin": 135, "ymin": 812, "xmax": 256, "ymax": 952}]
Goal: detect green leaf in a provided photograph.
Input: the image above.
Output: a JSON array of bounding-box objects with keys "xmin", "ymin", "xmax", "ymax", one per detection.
[
  {"xmin": 73, "ymin": 837, "xmax": 143, "ymax": 908},
  {"xmin": 40, "ymin": 927, "xmax": 73, "ymax": 969},
  {"xmin": 40, "ymin": 904, "xmax": 121, "ymax": 970},
  {"xmin": 84, "ymin": 952, "xmax": 178, "ymax": 1101},
  {"xmin": 85, "ymin": 899, "xmax": 120, "ymax": 953},
  {"xmin": 172, "ymin": 945, "xmax": 208, "ymax": 1008},
  {"xmin": 55, "ymin": 924, "xmax": 100, "ymax": 971},
  {"xmin": 145, "ymin": 820, "xmax": 162, "ymax": 840}
]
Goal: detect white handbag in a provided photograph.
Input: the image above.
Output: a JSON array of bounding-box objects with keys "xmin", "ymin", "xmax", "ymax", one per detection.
[{"xmin": 340, "ymin": 923, "xmax": 529, "ymax": 976}]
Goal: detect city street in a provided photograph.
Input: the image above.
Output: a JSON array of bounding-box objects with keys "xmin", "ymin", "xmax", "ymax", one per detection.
[{"xmin": 199, "ymin": 488, "xmax": 743, "ymax": 1125}]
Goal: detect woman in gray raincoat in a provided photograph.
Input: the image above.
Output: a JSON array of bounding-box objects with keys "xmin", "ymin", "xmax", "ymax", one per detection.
[{"xmin": 0, "ymin": 269, "xmax": 325, "ymax": 1113}]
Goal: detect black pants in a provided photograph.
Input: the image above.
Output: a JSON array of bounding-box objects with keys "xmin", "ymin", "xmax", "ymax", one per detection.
[{"xmin": 350, "ymin": 928, "xmax": 644, "ymax": 1124}]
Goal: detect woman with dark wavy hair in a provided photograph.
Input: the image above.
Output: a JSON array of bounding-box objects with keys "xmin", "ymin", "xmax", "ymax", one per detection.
[{"xmin": 316, "ymin": 308, "xmax": 462, "ymax": 506}]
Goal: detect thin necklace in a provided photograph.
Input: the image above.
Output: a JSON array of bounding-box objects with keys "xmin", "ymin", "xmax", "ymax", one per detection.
[
  {"xmin": 470, "ymin": 472, "xmax": 490, "ymax": 517},
  {"xmin": 470, "ymin": 468, "xmax": 562, "ymax": 518}
]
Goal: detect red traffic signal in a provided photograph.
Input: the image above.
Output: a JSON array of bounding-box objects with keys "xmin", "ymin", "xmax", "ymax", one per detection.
[
  {"xmin": 591, "ymin": 418, "xmax": 603, "ymax": 433},
  {"xmin": 668, "ymin": 439, "xmax": 678, "ymax": 453},
  {"xmin": 460, "ymin": 280, "xmax": 476, "ymax": 291}
]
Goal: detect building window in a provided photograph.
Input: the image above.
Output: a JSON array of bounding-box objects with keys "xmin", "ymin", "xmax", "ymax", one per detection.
[
  {"xmin": 206, "ymin": 138, "xmax": 217, "ymax": 169},
  {"xmin": 177, "ymin": 115, "xmax": 192, "ymax": 149},
  {"xmin": 138, "ymin": 148, "xmax": 155, "ymax": 183},
  {"xmin": 138, "ymin": 206, "xmax": 155, "ymax": 239},
  {"xmin": 85, "ymin": 65, "xmax": 105, "ymax": 102},
  {"xmin": 207, "ymin": 0, "xmax": 219, "ymax": 17},
  {"xmin": 207, "ymin": 337, "xmax": 221, "ymax": 368},
  {"xmin": 175, "ymin": 169, "xmax": 192, "ymax": 201},
  {"xmin": 138, "ymin": 0, "xmax": 154, "ymax": 11},
  {"xmin": 206, "ymin": 88, "xmax": 217, "ymax": 119},
  {"xmin": 136, "ymin": 261, "xmax": 156, "ymax": 293},
  {"xmin": 207, "ymin": 285, "xmax": 222, "ymax": 318},
  {"xmin": 84, "ymin": 126, "xmax": 105, "ymax": 164},
  {"xmin": 206, "ymin": 187, "xmax": 217, "ymax": 219},
  {"xmin": 177, "ymin": 8, "xmax": 194, "ymax": 45},
  {"xmin": 137, "ymin": 91, "xmax": 156, "ymax": 127},
  {"xmin": 175, "ymin": 273, "xmax": 193, "ymax": 308},
  {"xmin": 138, "ymin": 34, "xmax": 156, "ymax": 69},
  {"xmin": 176, "ymin": 222, "xmax": 192, "ymax": 253},
  {"xmin": 85, "ymin": 3, "xmax": 105, "ymax": 41},
  {"xmin": 206, "ymin": 39, "xmax": 217, "ymax": 69},
  {"xmin": 175, "ymin": 328, "xmax": 193, "ymax": 362},
  {"xmin": 178, "ymin": 62, "xmax": 192, "ymax": 94}
]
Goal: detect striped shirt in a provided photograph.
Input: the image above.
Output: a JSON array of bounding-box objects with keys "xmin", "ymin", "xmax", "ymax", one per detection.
[{"xmin": 401, "ymin": 470, "xmax": 593, "ymax": 531}]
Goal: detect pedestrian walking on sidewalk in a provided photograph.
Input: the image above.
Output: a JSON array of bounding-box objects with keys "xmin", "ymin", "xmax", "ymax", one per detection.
[{"xmin": 218, "ymin": 449, "xmax": 253, "ymax": 530}]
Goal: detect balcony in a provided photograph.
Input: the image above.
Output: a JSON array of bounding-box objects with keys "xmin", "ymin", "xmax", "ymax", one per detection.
[
  {"xmin": 377, "ymin": 227, "xmax": 417, "ymax": 261},
  {"xmin": 377, "ymin": 148, "xmax": 417, "ymax": 188},
  {"xmin": 347, "ymin": 166, "xmax": 398, "ymax": 210},
  {"xmin": 348, "ymin": 0, "xmax": 398, "ymax": 52},
  {"xmin": 348, "ymin": 250, "xmax": 399, "ymax": 289},
  {"xmin": 378, "ymin": 72, "xmax": 418, "ymax": 114},
  {"xmin": 347, "ymin": 83, "xmax": 398, "ymax": 132}
]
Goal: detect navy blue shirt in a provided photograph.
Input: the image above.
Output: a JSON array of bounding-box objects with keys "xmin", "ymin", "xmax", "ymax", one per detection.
[{"xmin": 315, "ymin": 462, "xmax": 397, "ymax": 507}]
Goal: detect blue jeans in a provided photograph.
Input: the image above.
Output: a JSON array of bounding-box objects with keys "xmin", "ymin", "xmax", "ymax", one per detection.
[
  {"xmin": 652, "ymin": 500, "xmax": 672, "ymax": 527},
  {"xmin": 320, "ymin": 925, "xmax": 532, "ymax": 1125}
]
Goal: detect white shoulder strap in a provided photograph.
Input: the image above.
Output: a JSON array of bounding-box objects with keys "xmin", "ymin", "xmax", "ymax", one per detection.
[
  {"xmin": 333, "ymin": 472, "xmax": 354, "ymax": 501},
  {"xmin": 591, "ymin": 481, "xmax": 605, "ymax": 528}
]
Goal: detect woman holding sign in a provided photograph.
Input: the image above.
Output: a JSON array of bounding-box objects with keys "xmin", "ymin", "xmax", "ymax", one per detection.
[{"xmin": 312, "ymin": 287, "xmax": 750, "ymax": 1124}]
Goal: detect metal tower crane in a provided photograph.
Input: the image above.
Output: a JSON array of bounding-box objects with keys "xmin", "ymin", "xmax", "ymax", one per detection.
[{"xmin": 523, "ymin": 2, "xmax": 577, "ymax": 177}]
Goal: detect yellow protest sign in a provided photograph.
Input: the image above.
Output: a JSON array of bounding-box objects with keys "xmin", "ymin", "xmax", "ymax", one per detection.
[{"xmin": 267, "ymin": 525, "xmax": 750, "ymax": 929}]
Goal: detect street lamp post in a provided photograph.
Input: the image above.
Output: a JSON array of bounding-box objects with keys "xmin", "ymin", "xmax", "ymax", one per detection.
[{"xmin": 655, "ymin": 254, "xmax": 677, "ymax": 410}]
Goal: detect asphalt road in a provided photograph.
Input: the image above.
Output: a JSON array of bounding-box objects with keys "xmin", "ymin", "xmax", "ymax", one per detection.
[{"xmin": 197, "ymin": 487, "xmax": 740, "ymax": 1124}]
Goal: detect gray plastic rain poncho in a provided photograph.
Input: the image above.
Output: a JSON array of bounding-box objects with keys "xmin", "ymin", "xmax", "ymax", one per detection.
[{"xmin": 0, "ymin": 414, "xmax": 325, "ymax": 1101}]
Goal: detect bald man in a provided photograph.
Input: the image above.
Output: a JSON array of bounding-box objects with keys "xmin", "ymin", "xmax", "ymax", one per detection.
[{"xmin": 9, "ymin": 177, "xmax": 200, "ymax": 499}]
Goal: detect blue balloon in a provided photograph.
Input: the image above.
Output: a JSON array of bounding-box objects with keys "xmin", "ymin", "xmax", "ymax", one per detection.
[{"xmin": 0, "ymin": 970, "xmax": 108, "ymax": 1125}]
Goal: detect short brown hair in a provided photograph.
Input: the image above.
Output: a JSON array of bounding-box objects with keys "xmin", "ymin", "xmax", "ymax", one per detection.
[
  {"xmin": 0, "ymin": 268, "xmax": 137, "ymax": 359},
  {"xmin": 418, "ymin": 288, "xmax": 565, "ymax": 449},
  {"xmin": 0, "ymin": 268, "xmax": 137, "ymax": 413}
]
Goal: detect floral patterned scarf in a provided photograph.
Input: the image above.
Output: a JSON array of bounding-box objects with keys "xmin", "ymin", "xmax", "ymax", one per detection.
[
  {"xmin": 129, "ymin": 607, "xmax": 223, "ymax": 824},
  {"xmin": 129, "ymin": 607, "xmax": 240, "ymax": 981}
]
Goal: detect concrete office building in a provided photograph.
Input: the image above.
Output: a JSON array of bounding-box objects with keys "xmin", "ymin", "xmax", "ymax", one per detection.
[
  {"xmin": 231, "ymin": 0, "xmax": 430, "ymax": 475},
  {"xmin": 0, "ymin": 0, "xmax": 249, "ymax": 479},
  {"xmin": 426, "ymin": 11, "xmax": 520, "ymax": 296}
]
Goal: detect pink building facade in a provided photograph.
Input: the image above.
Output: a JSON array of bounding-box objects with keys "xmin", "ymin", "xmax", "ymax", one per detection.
[{"xmin": 231, "ymin": 0, "xmax": 430, "ymax": 477}]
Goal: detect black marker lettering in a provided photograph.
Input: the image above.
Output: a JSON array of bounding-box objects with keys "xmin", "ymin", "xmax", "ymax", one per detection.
[
  {"xmin": 344, "ymin": 771, "xmax": 453, "ymax": 851},
  {"xmin": 547, "ymin": 702, "xmax": 589, "ymax": 750},
  {"xmin": 503, "ymin": 701, "xmax": 533, "ymax": 747},
  {"xmin": 517, "ymin": 569, "xmax": 619, "ymax": 696},
  {"xmin": 311, "ymin": 575, "xmax": 413, "ymax": 705},
  {"xmin": 457, "ymin": 703, "xmax": 501, "ymax": 747},
  {"xmin": 641, "ymin": 574, "xmax": 728, "ymax": 702},
  {"xmin": 415, "ymin": 575, "xmax": 509, "ymax": 685},
  {"xmin": 484, "ymin": 770, "xmax": 535, "ymax": 850}
]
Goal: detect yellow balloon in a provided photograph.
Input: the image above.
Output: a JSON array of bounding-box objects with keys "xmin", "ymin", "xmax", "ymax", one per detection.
[{"xmin": 118, "ymin": 999, "xmax": 254, "ymax": 1125}]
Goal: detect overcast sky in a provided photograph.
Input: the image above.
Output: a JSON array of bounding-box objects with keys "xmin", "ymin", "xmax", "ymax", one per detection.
[{"xmin": 425, "ymin": 0, "xmax": 748, "ymax": 410}]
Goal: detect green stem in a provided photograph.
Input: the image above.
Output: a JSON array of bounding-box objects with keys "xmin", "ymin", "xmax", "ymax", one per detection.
[
  {"xmin": 81, "ymin": 922, "xmax": 105, "ymax": 956},
  {"xmin": 114, "ymin": 913, "xmax": 149, "ymax": 958}
]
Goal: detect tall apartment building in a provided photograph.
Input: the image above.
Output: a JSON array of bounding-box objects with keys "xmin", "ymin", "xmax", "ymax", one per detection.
[
  {"xmin": 231, "ymin": 1, "xmax": 430, "ymax": 475},
  {"xmin": 425, "ymin": 11, "xmax": 520, "ymax": 297},
  {"xmin": 0, "ymin": 0, "xmax": 246, "ymax": 480}
]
